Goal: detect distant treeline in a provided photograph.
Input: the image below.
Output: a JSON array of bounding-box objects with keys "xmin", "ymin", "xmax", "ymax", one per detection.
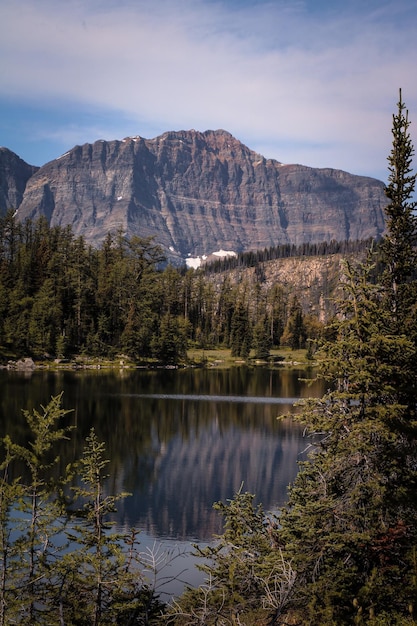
[
  {"xmin": 204, "ymin": 238, "xmax": 376, "ymax": 273},
  {"xmin": 1, "ymin": 210, "xmax": 371, "ymax": 362}
]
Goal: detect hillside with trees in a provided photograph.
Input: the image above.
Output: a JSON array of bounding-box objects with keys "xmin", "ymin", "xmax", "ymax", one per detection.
[{"xmin": 0, "ymin": 210, "xmax": 369, "ymax": 364}]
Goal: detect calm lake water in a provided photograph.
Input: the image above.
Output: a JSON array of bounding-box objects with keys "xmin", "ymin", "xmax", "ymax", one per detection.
[{"xmin": 0, "ymin": 366, "xmax": 325, "ymax": 596}]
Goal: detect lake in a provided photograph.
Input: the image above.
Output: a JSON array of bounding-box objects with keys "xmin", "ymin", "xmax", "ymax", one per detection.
[{"xmin": 0, "ymin": 366, "xmax": 325, "ymax": 597}]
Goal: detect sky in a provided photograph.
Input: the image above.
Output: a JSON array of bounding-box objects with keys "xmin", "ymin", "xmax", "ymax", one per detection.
[{"xmin": 0, "ymin": 0, "xmax": 416, "ymax": 183}]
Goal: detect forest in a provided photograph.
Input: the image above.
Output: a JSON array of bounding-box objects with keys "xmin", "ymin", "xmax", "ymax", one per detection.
[
  {"xmin": 0, "ymin": 209, "xmax": 342, "ymax": 365},
  {"xmin": 1, "ymin": 91, "xmax": 417, "ymax": 625}
]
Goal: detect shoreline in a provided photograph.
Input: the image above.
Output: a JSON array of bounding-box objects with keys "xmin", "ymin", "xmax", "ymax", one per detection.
[{"xmin": 1, "ymin": 348, "xmax": 314, "ymax": 372}]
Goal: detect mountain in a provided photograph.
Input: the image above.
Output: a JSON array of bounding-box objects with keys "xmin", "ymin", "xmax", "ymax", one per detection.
[
  {"xmin": 0, "ymin": 147, "xmax": 38, "ymax": 214},
  {"xmin": 2, "ymin": 130, "xmax": 386, "ymax": 265}
]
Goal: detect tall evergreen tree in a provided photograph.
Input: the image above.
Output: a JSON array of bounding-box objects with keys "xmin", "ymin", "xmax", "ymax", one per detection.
[
  {"xmin": 230, "ymin": 301, "xmax": 252, "ymax": 358},
  {"xmin": 0, "ymin": 394, "xmax": 72, "ymax": 624},
  {"xmin": 252, "ymin": 315, "xmax": 272, "ymax": 360},
  {"xmin": 61, "ymin": 428, "xmax": 163, "ymax": 625},
  {"xmin": 150, "ymin": 313, "xmax": 188, "ymax": 364},
  {"xmin": 0, "ymin": 399, "xmax": 165, "ymax": 624},
  {"xmin": 279, "ymin": 257, "xmax": 417, "ymax": 623},
  {"xmin": 267, "ymin": 283, "xmax": 285, "ymax": 346},
  {"xmin": 281, "ymin": 294, "xmax": 306, "ymax": 349},
  {"xmin": 382, "ymin": 89, "xmax": 417, "ymax": 328},
  {"xmin": 275, "ymin": 93, "xmax": 417, "ymax": 625}
]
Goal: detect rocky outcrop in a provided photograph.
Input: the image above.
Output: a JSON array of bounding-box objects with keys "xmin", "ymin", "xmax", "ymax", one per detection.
[
  {"xmin": 208, "ymin": 253, "xmax": 355, "ymax": 322},
  {"xmin": 6, "ymin": 130, "xmax": 386, "ymax": 263},
  {"xmin": 0, "ymin": 148, "xmax": 38, "ymax": 212}
]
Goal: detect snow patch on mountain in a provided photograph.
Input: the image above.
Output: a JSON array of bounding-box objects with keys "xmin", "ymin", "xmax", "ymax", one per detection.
[{"xmin": 185, "ymin": 250, "xmax": 237, "ymax": 269}]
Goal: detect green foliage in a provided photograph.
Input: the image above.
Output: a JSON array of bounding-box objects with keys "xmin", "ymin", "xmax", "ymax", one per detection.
[
  {"xmin": 0, "ymin": 396, "xmax": 166, "ymax": 624},
  {"xmin": 276, "ymin": 254, "xmax": 417, "ymax": 623},
  {"xmin": 281, "ymin": 294, "xmax": 307, "ymax": 349},
  {"xmin": 275, "ymin": 93, "xmax": 417, "ymax": 625},
  {"xmin": 0, "ymin": 442, "xmax": 24, "ymax": 625},
  {"xmin": 0, "ymin": 393, "xmax": 72, "ymax": 624},
  {"xmin": 60, "ymin": 428, "xmax": 156, "ymax": 625},
  {"xmin": 168, "ymin": 489, "xmax": 293, "ymax": 625},
  {"xmin": 0, "ymin": 211, "xmax": 333, "ymax": 363},
  {"xmin": 252, "ymin": 315, "xmax": 272, "ymax": 360},
  {"xmin": 150, "ymin": 314, "xmax": 188, "ymax": 364},
  {"xmin": 382, "ymin": 89, "xmax": 417, "ymax": 321},
  {"xmin": 230, "ymin": 302, "xmax": 252, "ymax": 358}
]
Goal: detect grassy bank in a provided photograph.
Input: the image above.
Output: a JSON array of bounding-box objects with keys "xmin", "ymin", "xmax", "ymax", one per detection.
[
  {"xmin": 1, "ymin": 347, "xmax": 312, "ymax": 370},
  {"xmin": 186, "ymin": 347, "xmax": 311, "ymax": 368}
]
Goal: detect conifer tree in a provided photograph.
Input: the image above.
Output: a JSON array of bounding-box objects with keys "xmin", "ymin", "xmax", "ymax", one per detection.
[
  {"xmin": 230, "ymin": 301, "xmax": 252, "ymax": 358},
  {"xmin": 0, "ymin": 394, "xmax": 72, "ymax": 624},
  {"xmin": 281, "ymin": 294, "xmax": 306, "ymax": 349},
  {"xmin": 275, "ymin": 93, "xmax": 417, "ymax": 624},
  {"xmin": 382, "ymin": 88, "xmax": 417, "ymax": 329},
  {"xmin": 150, "ymin": 313, "xmax": 188, "ymax": 363},
  {"xmin": 0, "ymin": 442, "xmax": 24, "ymax": 625},
  {"xmin": 60, "ymin": 428, "xmax": 163, "ymax": 625},
  {"xmin": 169, "ymin": 489, "xmax": 280, "ymax": 625},
  {"xmin": 252, "ymin": 315, "xmax": 272, "ymax": 360},
  {"xmin": 0, "ymin": 400, "xmax": 165, "ymax": 624},
  {"xmin": 59, "ymin": 428, "xmax": 129, "ymax": 624}
]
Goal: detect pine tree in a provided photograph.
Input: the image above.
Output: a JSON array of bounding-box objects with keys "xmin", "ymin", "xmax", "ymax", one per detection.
[
  {"xmin": 252, "ymin": 315, "xmax": 272, "ymax": 360},
  {"xmin": 60, "ymin": 428, "xmax": 163, "ymax": 625},
  {"xmin": 0, "ymin": 442, "xmax": 24, "ymax": 625},
  {"xmin": 59, "ymin": 428, "xmax": 129, "ymax": 624},
  {"xmin": 275, "ymin": 93, "xmax": 417, "ymax": 624},
  {"xmin": 267, "ymin": 283, "xmax": 285, "ymax": 346},
  {"xmin": 150, "ymin": 313, "xmax": 188, "ymax": 364},
  {"xmin": 281, "ymin": 294, "xmax": 306, "ymax": 349},
  {"xmin": 279, "ymin": 256, "xmax": 417, "ymax": 623},
  {"xmin": 230, "ymin": 301, "xmax": 252, "ymax": 358},
  {"xmin": 169, "ymin": 489, "xmax": 280, "ymax": 625},
  {"xmin": 382, "ymin": 88, "xmax": 417, "ymax": 329},
  {"xmin": 0, "ymin": 394, "xmax": 72, "ymax": 624},
  {"xmin": 0, "ymin": 401, "xmax": 165, "ymax": 624}
]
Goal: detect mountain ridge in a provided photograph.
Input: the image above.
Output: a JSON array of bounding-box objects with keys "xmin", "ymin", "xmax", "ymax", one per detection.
[
  {"xmin": 0, "ymin": 130, "xmax": 387, "ymax": 265},
  {"xmin": 0, "ymin": 147, "xmax": 39, "ymax": 214}
]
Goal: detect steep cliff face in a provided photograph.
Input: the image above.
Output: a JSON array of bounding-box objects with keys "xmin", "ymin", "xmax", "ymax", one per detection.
[
  {"xmin": 13, "ymin": 130, "xmax": 386, "ymax": 262},
  {"xmin": 0, "ymin": 148, "xmax": 38, "ymax": 213},
  {"xmin": 210, "ymin": 253, "xmax": 352, "ymax": 322}
]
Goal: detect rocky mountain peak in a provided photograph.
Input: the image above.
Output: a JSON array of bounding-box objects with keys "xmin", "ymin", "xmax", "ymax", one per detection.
[
  {"xmin": 0, "ymin": 147, "xmax": 39, "ymax": 212},
  {"xmin": 1, "ymin": 131, "xmax": 387, "ymax": 265}
]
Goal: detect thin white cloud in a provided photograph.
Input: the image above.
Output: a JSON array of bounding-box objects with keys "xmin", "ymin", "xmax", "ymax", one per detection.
[{"xmin": 0, "ymin": 0, "xmax": 416, "ymax": 179}]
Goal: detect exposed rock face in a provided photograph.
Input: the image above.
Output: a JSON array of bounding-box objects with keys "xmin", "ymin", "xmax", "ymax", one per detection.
[
  {"xmin": 0, "ymin": 148, "xmax": 38, "ymax": 212},
  {"xmin": 9, "ymin": 130, "xmax": 386, "ymax": 262},
  {"xmin": 210, "ymin": 254, "xmax": 355, "ymax": 322}
]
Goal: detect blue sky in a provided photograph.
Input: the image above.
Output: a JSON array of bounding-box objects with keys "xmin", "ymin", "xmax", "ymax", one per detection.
[{"xmin": 0, "ymin": 0, "xmax": 416, "ymax": 182}]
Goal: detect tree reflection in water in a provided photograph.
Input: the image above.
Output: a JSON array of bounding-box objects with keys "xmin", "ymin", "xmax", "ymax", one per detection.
[{"xmin": 0, "ymin": 367, "xmax": 325, "ymax": 541}]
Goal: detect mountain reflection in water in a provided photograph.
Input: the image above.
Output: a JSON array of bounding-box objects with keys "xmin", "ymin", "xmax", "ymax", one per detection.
[{"xmin": 0, "ymin": 367, "xmax": 325, "ymax": 541}]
